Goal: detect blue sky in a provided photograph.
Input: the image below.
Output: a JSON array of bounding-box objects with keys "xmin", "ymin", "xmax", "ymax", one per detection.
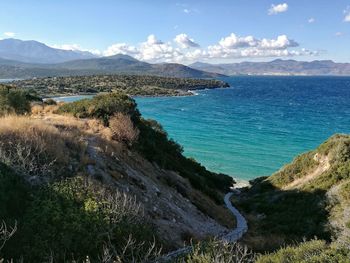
[{"xmin": 0, "ymin": 0, "xmax": 349, "ymax": 63}]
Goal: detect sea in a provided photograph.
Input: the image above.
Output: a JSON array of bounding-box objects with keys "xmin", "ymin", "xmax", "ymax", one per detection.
[
  {"xmin": 42, "ymin": 76, "xmax": 350, "ymax": 182},
  {"xmin": 135, "ymin": 76, "xmax": 350, "ymax": 181}
]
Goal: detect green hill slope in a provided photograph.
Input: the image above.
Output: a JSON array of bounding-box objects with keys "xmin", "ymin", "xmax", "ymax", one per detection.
[{"xmin": 234, "ymin": 134, "xmax": 350, "ymax": 251}]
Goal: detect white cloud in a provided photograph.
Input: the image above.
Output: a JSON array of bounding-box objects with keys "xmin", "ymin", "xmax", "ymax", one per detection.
[
  {"xmin": 104, "ymin": 34, "xmax": 183, "ymax": 63},
  {"xmin": 103, "ymin": 43, "xmax": 138, "ymax": 57},
  {"xmin": 268, "ymin": 3, "xmax": 288, "ymax": 15},
  {"xmin": 51, "ymin": 43, "xmax": 101, "ymax": 55},
  {"xmin": 335, "ymin": 32, "xmax": 344, "ymax": 37},
  {"xmin": 137, "ymin": 34, "xmax": 181, "ymax": 62},
  {"xmin": 344, "ymin": 7, "xmax": 350, "ymax": 22},
  {"xmin": 183, "ymin": 8, "xmax": 190, "ymax": 13},
  {"xmin": 3, "ymin": 32, "xmax": 16, "ymax": 37},
  {"xmin": 260, "ymin": 35, "xmax": 298, "ymax": 49},
  {"xmin": 174, "ymin": 33, "xmax": 199, "ymax": 48},
  {"xmin": 218, "ymin": 33, "xmax": 258, "ymax": 48},
  {"xmin": 308, "ymin": 18, "xmax": 315, "ymax": 23}
]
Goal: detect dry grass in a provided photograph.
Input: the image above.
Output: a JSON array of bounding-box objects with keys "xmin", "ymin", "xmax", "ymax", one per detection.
[
  {"xmin": 31, "ymin": 104, "xmax": 44, "ymax": 115},
  {"xmin": 0, "ymin": 115, "xmax": 81, "ymax": 179},
  {"xmin": 109, "ymin": 113, "xmax": 139, "ymax": 146},
  {"xmin": 178, "ymin": 240, "xmax": 256, "ymax": 263},
  {"xmin": 31, "ymin": 104, "xmax": 59, "ymax": 116}
]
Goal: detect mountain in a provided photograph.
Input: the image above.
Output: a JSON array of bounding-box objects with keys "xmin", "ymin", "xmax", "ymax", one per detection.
[
  {"xmin": 0, "ymin": 38, "xmax": 96, "ymax": 64},
  {"xmin": 0, "ymin": 53, "xmax": 224, "ymax": 79},
  {"xmin": 190, "ymin": 59, "xmax": 350, "ymax": 76}
]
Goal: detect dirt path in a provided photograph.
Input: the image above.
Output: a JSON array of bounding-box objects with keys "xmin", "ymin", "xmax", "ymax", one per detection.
[
  {"xmin": 283, "ymin": 155, "xmax": 330, "ymax": 190},
  {"xmin": 155, "ymin": 192, "xmax": 248, "ymax": 262}
]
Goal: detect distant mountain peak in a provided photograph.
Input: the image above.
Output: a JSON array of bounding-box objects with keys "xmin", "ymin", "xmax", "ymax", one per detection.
[
  {"xmin": 106, "ymin": 54, "xmax": 139, "ymax": 61},
  {"xmin": 0, "ymin": 38, "xmax": 96, "ymax": 64}
]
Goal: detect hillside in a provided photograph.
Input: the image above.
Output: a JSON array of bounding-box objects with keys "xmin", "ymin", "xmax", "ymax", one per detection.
[
  {"xmin": 190, "ymin": 59, "xmax": 350, "ymax": 76},
  {"xmin": 0, "ymin": 85, "xmax": 235, "ymax": 262},
  {"xmin": 0, "ymin": 53, "xmax": 224, "ymax": 79},
  {"xmin": 234, "ymin": 134, "xmax": 350, "ymax": 251}
]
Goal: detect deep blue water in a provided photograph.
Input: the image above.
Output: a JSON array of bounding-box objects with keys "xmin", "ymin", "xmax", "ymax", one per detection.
[{"xmin": 135, "ymin": 76, "xmax": 350, "ymax": 181}]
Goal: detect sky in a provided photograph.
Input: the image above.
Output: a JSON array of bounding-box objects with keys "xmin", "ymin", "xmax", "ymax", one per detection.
[{"xmin": 0, "ymin": 0, "xmax": 349, "ymax": 64}]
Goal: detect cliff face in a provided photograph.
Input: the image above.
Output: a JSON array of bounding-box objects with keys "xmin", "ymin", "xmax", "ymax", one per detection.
[
  {"xmin": 74, "ymin": 114, "xmax": 233, "ymax": 246},
  {"xmin": 235, "ymin": 134, "xmax": 350, "ymax": 251}
]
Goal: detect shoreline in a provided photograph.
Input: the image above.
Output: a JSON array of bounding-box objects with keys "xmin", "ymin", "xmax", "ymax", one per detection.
[
  {"xmin": 47, "ymin": 89, "xmax": 205, "ymax": 101},
  {"xmin": 46, "ymin": 85, "xmax": 231, "ymax": 100}
]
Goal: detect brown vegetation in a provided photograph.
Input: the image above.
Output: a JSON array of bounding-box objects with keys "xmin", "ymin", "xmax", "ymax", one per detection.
[
  {"xmin": 109, "ymin": 113, "xmax": 139, "ymax": 146},
  {"xmin": 0, "ymin": 115, "xmax": 82, "ymax": 179}
]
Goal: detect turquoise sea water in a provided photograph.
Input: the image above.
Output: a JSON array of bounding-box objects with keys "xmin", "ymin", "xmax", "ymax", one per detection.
[
  {"xmin": 53, "ymin": 76, "xmax": 350, "ymax": 181},
  {"xmin": 135, "ymin": 76, "xmax": 350, "ymax": 181}
]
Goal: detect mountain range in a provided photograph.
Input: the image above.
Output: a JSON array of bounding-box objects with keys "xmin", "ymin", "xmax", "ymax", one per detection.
[
  {"xmin": 190, "ymin": 59, "xmax": 350, "ymax": 76},
  {"xmin": 0, "ymin": 39, "xmax": 222, "ymax": 79},
  {"xmin": 1, "ymin": 38, "xmax": 350, "ymax": 78}
]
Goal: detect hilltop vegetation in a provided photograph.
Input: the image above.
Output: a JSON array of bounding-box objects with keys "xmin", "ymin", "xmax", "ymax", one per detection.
[
  {"xmin": 234, "ymin": 134, "xmax": 350, "ymax": 251},
  {"xmin": 12, "ymin": 74, "xmax": 229, "ymax": 97}
]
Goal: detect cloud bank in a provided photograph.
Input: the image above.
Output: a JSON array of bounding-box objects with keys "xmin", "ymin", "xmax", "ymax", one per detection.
[{"xmin": 55, "ymin": 32, "xmax": 317, "ymax": 63}]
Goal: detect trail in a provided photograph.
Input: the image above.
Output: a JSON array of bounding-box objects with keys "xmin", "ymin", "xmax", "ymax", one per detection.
[{"xmin": 156, "ymin": 192, "xmax": 248, "ymax": 262}]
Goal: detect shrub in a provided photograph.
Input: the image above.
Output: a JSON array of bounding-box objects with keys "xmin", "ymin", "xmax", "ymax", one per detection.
[
  {"xmin": 44, "ymin": 98, "xmax": 57, "ymax": 105},
  {"xmin": 256, "ymin": 240, "xmax": 350, "ymax": 263},
  {"xmin": 0, "ymin": 85, "xmax": 31, "ymax": 116},
  {"xmin": 30, "ymin": 104, "xmax": 44, "ymax": 115},
  {"xmin": 2, "ymin": 176, "xmax": 160, "ymax": 262},
  {"xmin": 57, "ymin": 92, "xmax": 140, "ymax": 125},
  {"xmin": 340, "ymin": 180, "xmax": 350, "ymax": 202},
  {"xmin": 109, "ymin": 113, "xmax": 139, "ymax": 146},
  {"xmin": 177, "ymin": 240, "xmax": 256, "ymax": 263}
]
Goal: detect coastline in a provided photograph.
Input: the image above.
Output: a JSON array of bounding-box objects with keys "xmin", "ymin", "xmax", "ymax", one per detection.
[{"xmin": 48, "ymin": 87, "xmax": 209, "ymax": 101}]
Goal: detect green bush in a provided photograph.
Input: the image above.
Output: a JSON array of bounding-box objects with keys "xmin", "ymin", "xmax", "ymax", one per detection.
[
  {"xmin": 256, "ymin": 240, "xmax": 350, "ymax": 263},
  {"xmin": 44, "ymin": 98, "xmax": 57, "ymax": 105},
  {"xmin": 1, "ymin": 173, "xmax": 160, "ymax": 262},
  {"xmin": 340, "ymin": 180, "xmax": 350, "ymax": 202},
  {"xmin": 0, "ymin": 163, "xmax": 29, "ymax": 223},
  {"xmin": 0, "ymin": 85, "xmax": 32, "ymax": 115},
  {"xmin": 57, "ymin": 92, "xmax": 140, "ymax": 125}
]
